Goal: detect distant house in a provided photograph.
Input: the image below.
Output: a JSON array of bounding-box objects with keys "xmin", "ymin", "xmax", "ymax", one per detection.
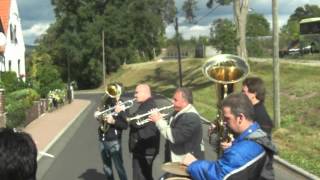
[{"xmin": 0, "ymin": 0, "xmax": 25, "ymax": 79}]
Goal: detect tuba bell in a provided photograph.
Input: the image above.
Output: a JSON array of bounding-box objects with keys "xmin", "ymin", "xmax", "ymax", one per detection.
[
  {"xmin": 202, "ymin": 54, "xmax": 249, "ymax": 156},
  {"xmin": 105, "ymin": 83, "xmax": 122, "ymax": 99}
]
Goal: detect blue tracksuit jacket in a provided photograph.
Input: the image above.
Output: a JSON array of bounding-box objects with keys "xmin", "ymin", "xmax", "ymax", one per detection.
[{"xmin": 187, "ymin": 122, "xmax": 265, "ymax": 180}]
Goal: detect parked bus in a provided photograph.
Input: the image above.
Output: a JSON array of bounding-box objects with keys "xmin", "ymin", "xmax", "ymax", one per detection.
[{"xmin": 299, "ymin": 17, "xmax": 320, "ymax": 54}]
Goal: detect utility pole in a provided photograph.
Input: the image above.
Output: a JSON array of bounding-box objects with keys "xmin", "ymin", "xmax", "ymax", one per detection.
[
  {"xmin": 175, "ymin": 17, "xmax": 183, "ymax": 87},
  {"xmin": 102, "ymin": 30, "xmax": 106, "ymax": 88},
  {"xmin": 272, "ymin": 0, "xmax": 281, "ymax": 128}
]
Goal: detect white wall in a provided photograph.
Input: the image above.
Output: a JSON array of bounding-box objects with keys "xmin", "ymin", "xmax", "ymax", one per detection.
[{"xmin": 2, "ymin": 0, "xmax": 25, "ymax": 79}]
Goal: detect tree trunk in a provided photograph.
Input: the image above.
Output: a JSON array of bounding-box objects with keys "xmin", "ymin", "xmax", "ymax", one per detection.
[{"xmin": 233, "ymin": 0, "xmax": 249, "ymax": 60}]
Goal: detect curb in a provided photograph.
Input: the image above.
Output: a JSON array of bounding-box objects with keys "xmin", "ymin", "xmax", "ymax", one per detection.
[
  {"xmin": 274, "ymin": 156, "xmax": 319, "ymax": 180},
  {"xmin": 37, "ymin": 102, "xmax": 91, "ymax": 161}
]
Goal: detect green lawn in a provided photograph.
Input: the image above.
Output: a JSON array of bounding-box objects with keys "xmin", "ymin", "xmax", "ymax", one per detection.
[{"xmin": 106, "ymin": 58, "xmax": 320, "ymax": 176}]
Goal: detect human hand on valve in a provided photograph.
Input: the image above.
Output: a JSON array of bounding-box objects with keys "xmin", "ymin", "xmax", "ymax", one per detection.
[
  {"xmin": 148, "ymin": 109, "xmax": 164, "ymax": 123},
  {"xmin": 114, "ymin": 102, "xmax": 125, "ymax": 113},
  {"xmin": 104, "ymin": 115, "xmax": 115, "ymax": 124}
]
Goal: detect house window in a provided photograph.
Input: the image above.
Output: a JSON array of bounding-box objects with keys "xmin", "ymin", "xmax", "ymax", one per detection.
[
  {"xmin": 18, "ymin": 59, "xmax": 20, "ymax": 74},
  {"xmin": 14, "ymin": 25, "xmax": 17, "ymax": 44},
  {"xmin": 9, "ymin": 60, "xmax": 11, "ymax": 71},
  {"xmin": 10, "ymin": 24, "xmax": 13, "ymax": 43},
  {"xmin": 9, "ymin": 24, "xmax": 17, "ymax": 44}
]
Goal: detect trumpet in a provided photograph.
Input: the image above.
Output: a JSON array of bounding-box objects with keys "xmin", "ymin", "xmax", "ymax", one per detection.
[
  {"xmin": 94, "ymin": 98, "xmax": 136, "ymax": 119},
  {"xmin": 127, "ymin": 105, "xmax": 174, "ymax": 126}
]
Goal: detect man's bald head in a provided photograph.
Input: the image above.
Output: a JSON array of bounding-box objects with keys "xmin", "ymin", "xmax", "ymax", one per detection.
[{"xmin": 135, "ymin": 84, "xmax": 152, "ymax": 102}]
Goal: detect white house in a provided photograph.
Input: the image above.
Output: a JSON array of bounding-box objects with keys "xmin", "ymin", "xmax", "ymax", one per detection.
[{"xmin": 0, "ymin": 0, "xmax": 25, "ymax": 79}]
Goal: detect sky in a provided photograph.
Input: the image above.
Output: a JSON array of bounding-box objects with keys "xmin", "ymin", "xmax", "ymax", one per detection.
[{"xmin": 16, "ymin": 0, "xmax": 320, "ymax": 45}]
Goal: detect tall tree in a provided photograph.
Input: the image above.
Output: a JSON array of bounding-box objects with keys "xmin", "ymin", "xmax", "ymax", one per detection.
[
  {"xmin": 182, "ymin": 0, "xmax": 198, "ymax": 23},
  {"xmin": 247, "ymin": 13, "xmax": 270, "ymax": 37},
  {"xmin": 207, "ymin": 0, "xmax": 249, "ymax": 59},
  {"xmin": 36, "ymin": 0, "xmax": 175, "ymax": 89},
  {"xmin": 209, "ymin": 19, "xmax": 237, "ymax": 54}
]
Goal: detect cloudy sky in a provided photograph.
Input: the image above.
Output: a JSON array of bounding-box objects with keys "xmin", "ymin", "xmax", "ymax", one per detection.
[{"xmin": 16, "ymin": 0, "xmax": 319, "ymax": 45}]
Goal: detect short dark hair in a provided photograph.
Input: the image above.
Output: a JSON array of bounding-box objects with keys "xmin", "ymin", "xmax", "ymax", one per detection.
[
  {"xmin": 176, "ymin": 87, "xmax": 193, "ymax": 104},
  {"xmin": 242, "ymin": 77, "xmax": 266, "ymax": 102},
  {"xmin": 0, "ymin": 128, "xmax": 37, "ymax": 180},
  {"xmin": 221, "ymin": 93, "xmax": 254, "ymax": 121}
]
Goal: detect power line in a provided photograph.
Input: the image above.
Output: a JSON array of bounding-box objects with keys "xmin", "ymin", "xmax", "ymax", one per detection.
[{"xmin": 193, "ymin": 4, "xmax": 221, "ymax": 24}]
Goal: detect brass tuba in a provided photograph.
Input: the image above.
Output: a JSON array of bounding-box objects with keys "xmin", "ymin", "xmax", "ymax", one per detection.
[
  {"xmin": 105, "ymin": 83, "xmax": 122, "ymax": 98},
  {"xmin": 202, "ymin": 54, "xmax": 249, "ymax": 156},
  {"xmin": 97, "ymin": 83, "xmax": 124, "ymax": 134}
]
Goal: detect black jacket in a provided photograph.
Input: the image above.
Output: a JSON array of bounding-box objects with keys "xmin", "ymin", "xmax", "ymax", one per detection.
[
  {"xmin": 98, "ymin": 96, "xmax": 128, "ymax": 141},
  {"xmin": 254, "ymin": 102, "xmax": 273, "ymax": 135},
  {"xmin": 129, "ymin": 97, "xmax": 160, "ymax": 156},
  {"xmin": 169, "ymin": 109, "xmax": 204, "ymax": 160}
]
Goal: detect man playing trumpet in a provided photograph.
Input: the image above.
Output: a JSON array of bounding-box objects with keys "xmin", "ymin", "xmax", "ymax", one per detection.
[
  {"xmin": 129, "ymin": 84, "xmax": 160, "ymax": 180},
  {"xmin": 95, "ymin": 83, "xmax": 128, "ymax": 180},
  {"xmin": 149, "ymin": 87, "xmax": 205, "ymax": 178}
]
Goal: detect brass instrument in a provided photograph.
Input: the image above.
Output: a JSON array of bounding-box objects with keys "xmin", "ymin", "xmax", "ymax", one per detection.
[
  {"xmin": 95, "ymin": 83, "xmax": 135, "ymax": 135},
  {"xmin": 127, "ymin": 105, "xmax": 174, "ymax": 126},
  {"xmin": 202, "ymin": 54, "xmax": 249, "ymax": 156},
  {"xmin": 105, "ymin": 83, "xmax": 122, "ymax": 98},
  {"xmin": 94, "ymin": 98, "xmax": 136, "ymax": 119}
]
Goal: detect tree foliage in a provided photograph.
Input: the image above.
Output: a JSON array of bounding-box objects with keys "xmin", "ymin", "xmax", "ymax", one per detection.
[
  {"xmin": 209, "ymin": 19, "xmax": 237, "ymax": 54},
  {"xmin": 182, "ymin": 0, "xmax": 197, "ymax": 23},
  {"xmin": 36, "ymin": 0, "xmax": 176, "ymax": 89},
  {"xmin": 28, "ymin": 51, "xmax": 64, "ymax": 97},
  {"xmin": 206, "ymin": 0, "xmax": 249, "ymax": 59},
  {"xmin": 247, "ymin": 13, "xmax": 270, "ymax": 37}
]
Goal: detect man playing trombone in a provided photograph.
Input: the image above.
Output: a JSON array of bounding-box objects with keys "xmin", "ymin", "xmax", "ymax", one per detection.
[
  {"xmin": 95, "ymin": 83, "xmax": 128, "ymax": 180},
  {"xmin": 149, "ymin": 88, "xmax": 205, "ymax": 178}
]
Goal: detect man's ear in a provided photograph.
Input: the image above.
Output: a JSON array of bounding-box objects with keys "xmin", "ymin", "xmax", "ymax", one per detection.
[{"xmin": 238, "ymin": 113, "xmax": 245, "ymax": 124}]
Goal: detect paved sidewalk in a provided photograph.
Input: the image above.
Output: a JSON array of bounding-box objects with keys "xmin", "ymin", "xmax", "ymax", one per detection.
[{"xmin": 24, "ymin": 99, "xmax": 90, "ymax": 160}]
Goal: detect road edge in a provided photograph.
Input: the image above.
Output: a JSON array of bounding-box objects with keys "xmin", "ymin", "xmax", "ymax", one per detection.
[{"xmin": 37, "ymin": 102, "xmax": 91, "ymax": 161}]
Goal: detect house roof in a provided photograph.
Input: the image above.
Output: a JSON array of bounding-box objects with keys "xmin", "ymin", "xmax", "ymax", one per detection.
[{"xmin": 0, "ymin": 0, "xmax": 11, "ymax": 34}]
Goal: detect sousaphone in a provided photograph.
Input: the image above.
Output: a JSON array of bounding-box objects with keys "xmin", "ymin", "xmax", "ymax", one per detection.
[{"xmin": 202, "ymin": 54, "xmax": 249, "ymax": 156}]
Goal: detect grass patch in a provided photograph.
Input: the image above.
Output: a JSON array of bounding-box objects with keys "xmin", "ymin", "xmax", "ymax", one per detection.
[{"xmin": 106, "ymin": 57, "xmax": 320, "ymax": 176}]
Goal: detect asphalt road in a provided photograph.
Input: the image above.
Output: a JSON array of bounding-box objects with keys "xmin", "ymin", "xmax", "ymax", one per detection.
[{"xmin": 37, "ymin": 92, "xmax": 311, "ymax": 180}]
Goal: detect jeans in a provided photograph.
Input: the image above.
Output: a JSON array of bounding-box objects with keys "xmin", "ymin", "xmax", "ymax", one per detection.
[
  {"xmin": 132, "ymin": 154, "xmax": 156, "ymax": 180},
  {"xmin": 100, "ymin": 140, "xmax": 127, "ymax": 180}
]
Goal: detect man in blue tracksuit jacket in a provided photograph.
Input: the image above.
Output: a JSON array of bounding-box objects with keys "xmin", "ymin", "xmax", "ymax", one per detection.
[{"xmin": 182, "ymin": 93, "xmax": 276, "ymax": 180}]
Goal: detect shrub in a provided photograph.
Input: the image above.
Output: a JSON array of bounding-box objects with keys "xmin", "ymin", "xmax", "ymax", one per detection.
[
  {"xmin": 5, "ymin": 88, "xmax": 40, "ymax": 128},
  {"xmin": 0, "ymin": 71, "xmax": 26, "ymax": 92}
]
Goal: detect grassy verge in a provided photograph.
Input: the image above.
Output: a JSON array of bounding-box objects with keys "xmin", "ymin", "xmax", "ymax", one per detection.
[{"xmin": 107, "ymin": 58, "xmax": 320, "ymax": 176}]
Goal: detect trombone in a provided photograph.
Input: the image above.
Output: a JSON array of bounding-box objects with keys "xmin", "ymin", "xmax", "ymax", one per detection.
[
  {"xmin": 94, "ymin": 98, "xmax": 136, "ymax": 119},
  {"xmin": 127, "ymin": 105, "xmax": 174, "ymax": 126}
]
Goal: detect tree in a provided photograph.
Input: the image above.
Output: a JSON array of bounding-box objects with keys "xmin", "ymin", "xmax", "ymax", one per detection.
[
  {"xmin": 182, "ymin": 0, "xmax": 197, "ymax": 23},
  {"xmin": 206, "ymin": 0, "xmax": 249, "ymax": 59},
  {"xmin": 209, "ymin": 19, "xmax": 237, "ymax": 54},
  {"xmin": 28, "ymin": 51, "xmax": 64, "ymax": 97},
  {"xmin": 36, "ymin": 0, "xmax": 176, "ymax": 89},
  {"xmin": 247, "ymin": 13, "xmax": 270, "ymax": 37}
]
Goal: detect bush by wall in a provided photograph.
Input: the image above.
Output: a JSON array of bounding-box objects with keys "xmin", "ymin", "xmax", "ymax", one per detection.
[
  {"xmin": 0, "ymin": 71, "xmax": 27, "ymax": 92},
  {"xmin": 5, "ymin": 88, "xmax": 40, "ymax": 128}
]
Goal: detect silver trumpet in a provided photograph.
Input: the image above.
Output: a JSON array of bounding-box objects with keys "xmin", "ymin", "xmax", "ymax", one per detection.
[
  {"xmin": 94, "ymin": 98, "xmax": 136, "ymax": 119},
  {"xmin": 127, "ymin": 105, "xmax": 174, "ymax": 126}
]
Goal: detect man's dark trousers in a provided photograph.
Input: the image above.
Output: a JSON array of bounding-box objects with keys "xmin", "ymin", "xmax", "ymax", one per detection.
[
  {"xmin": 100, "ymin": 140, "xmax": 127, "ymax": 180},
  {"xmin": 132, "ymin": 153, "xmax": 156, "ymax": 180}
]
